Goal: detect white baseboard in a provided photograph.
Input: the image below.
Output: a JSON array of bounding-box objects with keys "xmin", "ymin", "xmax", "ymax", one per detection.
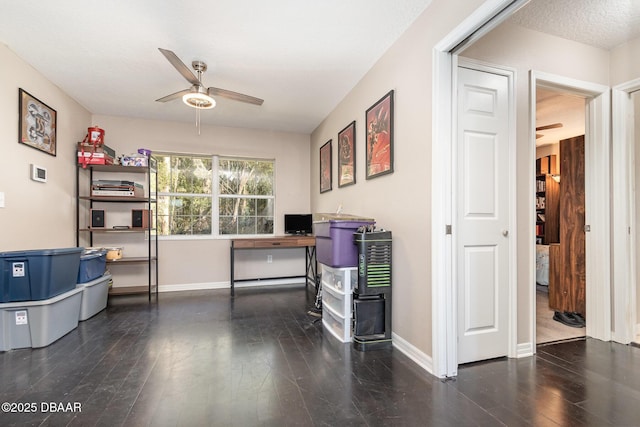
[
  {"xmin": 158, "ymin": 278, "xmax": 307, "ymax": 293},
  {"xmin": 158, "ymin": 281, "xmax": 228, "ymax": 293},
  {"xmin": 516, "ymin": 342, "xmax": 534, "ymax": 358},
  {"xmin": 392, "ymin": 332, "xmax": 434, "ymax": 375},
  {"xmin": 234, "ymin": 278, "xmax": 307, "ymax": 288}
]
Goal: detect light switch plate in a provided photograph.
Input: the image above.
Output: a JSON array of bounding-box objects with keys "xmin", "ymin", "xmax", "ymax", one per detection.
[{"xmin": 0, "ymin": 191, "xmax": 4, "ymax": 208}]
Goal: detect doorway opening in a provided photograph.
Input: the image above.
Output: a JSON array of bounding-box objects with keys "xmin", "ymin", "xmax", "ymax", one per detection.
[
  {"xmin": 534, "ymin": 86, "xmax": 587, "ymax": 345},
  {"xmin": 529, "ymin": 72, "xmax": 611, "ymax": 349}
]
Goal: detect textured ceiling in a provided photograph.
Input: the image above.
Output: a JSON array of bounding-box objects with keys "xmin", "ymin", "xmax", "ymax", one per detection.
[
  {"xmin": 0, "ymin": 0, "xmax": 431, "ymax": 134},
  {"xmin": 510, "ymin": 0, "xmax": 640, "ymax": 50},
  {"xmin": 1, "ymin": 0, "xmax": 638, "ymax": 136}
]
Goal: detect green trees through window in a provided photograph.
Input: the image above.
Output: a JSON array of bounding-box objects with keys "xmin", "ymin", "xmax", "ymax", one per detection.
[{"xmin": 156, "ymin": 154, "xmax": 274, "ymax": 236}]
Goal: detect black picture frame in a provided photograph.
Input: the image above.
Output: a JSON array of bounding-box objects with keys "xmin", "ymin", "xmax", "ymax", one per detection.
[
  {"xmin": 18, "ymin": 88, "xmax": 57, "ymax": 156},
  {"xmin": 366, "ymin": 90, "xmax": 394, "ymax": 179},
  {"xmin": 338, "ymin": 121, "xmax": 356, "ymax": 187},
  {"xmin": 320, "ymin": 140, "xmax": 332, "ymax": 193}
]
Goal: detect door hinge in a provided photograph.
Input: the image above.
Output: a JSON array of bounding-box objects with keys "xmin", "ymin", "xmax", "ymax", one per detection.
[
  {"xmin": 584, "ymin": 225, "xmax": 591, "ymax": 232},
  {"xmin": 446, "ymin": 225, "xmax": 452, "ymax": 235}
]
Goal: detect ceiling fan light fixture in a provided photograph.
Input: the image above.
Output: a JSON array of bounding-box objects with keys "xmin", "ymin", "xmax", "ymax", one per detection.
[{"xmin": 182, "ymin": 92, "xmax": 216, "ymax": 109}]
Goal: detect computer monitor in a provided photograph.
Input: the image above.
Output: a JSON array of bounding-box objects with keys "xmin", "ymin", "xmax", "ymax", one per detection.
[{"xmin": 284, "ymin": 214, "xmax": 313, "ymax": 235}]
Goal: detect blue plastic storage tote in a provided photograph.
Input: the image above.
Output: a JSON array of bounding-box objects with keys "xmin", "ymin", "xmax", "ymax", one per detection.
[
  {"xmin": 0, "ymin": 247, "xmax": 83, "ymax": 303},
  {"xmin": 77, "ymin": 250, "xmax": 107, "ymax": 284}
]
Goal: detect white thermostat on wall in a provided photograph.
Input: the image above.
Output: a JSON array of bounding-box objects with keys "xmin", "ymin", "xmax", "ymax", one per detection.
[{"xmin": 30, "ymin": 164, "xmax": 47, "ymax": 183}]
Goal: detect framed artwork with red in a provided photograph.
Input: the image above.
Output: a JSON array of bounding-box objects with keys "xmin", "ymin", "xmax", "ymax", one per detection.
[
  {"xmin": 366, "ymin": 90, "xmax": 393, "ymax": 179},
  {"xmin": 338, "ymin": 121, "xmax": 356, "ymax": 187}
]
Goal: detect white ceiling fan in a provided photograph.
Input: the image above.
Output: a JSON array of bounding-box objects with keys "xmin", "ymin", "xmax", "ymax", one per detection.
[{"xmin": 155, "ymin": 48, "xmax": 263, "ymax": 132}]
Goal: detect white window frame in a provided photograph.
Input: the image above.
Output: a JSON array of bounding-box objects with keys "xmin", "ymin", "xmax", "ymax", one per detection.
[{"xmin": 155, "ymin": 152, "xmax": 275, "ymax": 240}]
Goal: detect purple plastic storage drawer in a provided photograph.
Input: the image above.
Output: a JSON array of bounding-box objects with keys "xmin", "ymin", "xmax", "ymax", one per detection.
[{"xmin": 315, "ymin": 220, "xmax": 374, "ymax": 268}]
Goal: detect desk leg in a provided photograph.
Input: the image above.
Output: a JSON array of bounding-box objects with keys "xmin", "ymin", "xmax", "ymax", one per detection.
[
  {"xmin": 230, "ymin": 246, "xmax": 235, "ymax": 297},
  {"xmin": 305, "ymin": 247, "xmax": 309, "ymax": 291},
  {"xmin": 306, "ymin": 246, "xmax": 318, "ymax": 290}
]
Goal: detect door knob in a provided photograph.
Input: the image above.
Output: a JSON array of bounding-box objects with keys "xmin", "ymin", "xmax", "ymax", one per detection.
[{"xmin": 502, "ymin": 229, "xmax": 509, "ymax": 237}]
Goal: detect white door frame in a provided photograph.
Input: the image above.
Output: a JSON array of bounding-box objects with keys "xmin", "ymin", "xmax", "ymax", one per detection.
[
  {"xmin": 431, "ymin": 0, "xmax": 526, "ymax": 378},
  {"xmin": 528, "ymin": 71, "xmax": 612, "ymax": 345},
  {"xmin": 612, "ymin": 78, "xmax": 640, "ymax": 344}
]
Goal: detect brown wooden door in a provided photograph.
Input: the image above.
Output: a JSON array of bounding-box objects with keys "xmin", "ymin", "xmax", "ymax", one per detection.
[{"xmin": 549, "ymin": 135, "xmax": 586, "ymax": 315}]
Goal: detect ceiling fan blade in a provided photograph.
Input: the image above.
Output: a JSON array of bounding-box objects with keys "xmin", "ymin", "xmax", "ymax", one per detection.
[
  {"xmin": 536, "ymin": 133, "xmax": 544, "ymax": 139},
  {"xmin": 208, "ymin": 87, "xmax": 264, "ymax": 106},
  {"xmin": 536, "ymin": 122, "xmax": 563, "ymax": 131},
  {"xmin": 155, "ymin": 88, "xmax": 192, "ymax": 103},
  {"xmin": 158, "ymin": 48, "xmax": 200, "ymax": 86}
]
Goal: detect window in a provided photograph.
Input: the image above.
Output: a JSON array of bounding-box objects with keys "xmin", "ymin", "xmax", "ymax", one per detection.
[
  {"xmin": 156, "ymin": 154, "xmax": 274, "ymax": 237},
  {"xmin": 218, "ymin": 158, "xmax": 274, "ymax": 235}
]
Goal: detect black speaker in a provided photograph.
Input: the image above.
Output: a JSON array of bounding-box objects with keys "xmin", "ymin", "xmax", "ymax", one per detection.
[
  {"xmin": 132, "ymin": 209, "xmax": 151, "ymax": 229},
  {"xmin": 90, "ymin": 209, "xmax": 105, "ymax": 228}
]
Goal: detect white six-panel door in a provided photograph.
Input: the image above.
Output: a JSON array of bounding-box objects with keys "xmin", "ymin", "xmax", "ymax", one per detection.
[{"xmin": 456, "ymin": 66, "xmax": 510, "ymax": 364}]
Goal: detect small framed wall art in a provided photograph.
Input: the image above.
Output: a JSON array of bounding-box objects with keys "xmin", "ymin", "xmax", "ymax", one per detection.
[
  {"xmin": 320, "ymin": 140, "xmax": 332, "ymax": 193},
  {"xmin": 337, "ymin": 121, "xmax": 356, "ymax": 187},
  {"xmin": 366, "ymin": 90, "xmax": 394, "ymax": 179},
  {"xmin": 18, "ymin": 88, "xmax": 57, "ymax": 156}
]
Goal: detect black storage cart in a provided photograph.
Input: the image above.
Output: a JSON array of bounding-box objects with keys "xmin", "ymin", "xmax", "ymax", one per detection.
[{"xmin": 352, "ymin": 229, "xmax": 392, "ymax": 351}]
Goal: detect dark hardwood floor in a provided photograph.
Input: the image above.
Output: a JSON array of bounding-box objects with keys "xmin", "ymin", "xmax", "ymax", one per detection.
[{"xmin": 1, "ymin": 285, "xmax": 639, "ymax": 426}]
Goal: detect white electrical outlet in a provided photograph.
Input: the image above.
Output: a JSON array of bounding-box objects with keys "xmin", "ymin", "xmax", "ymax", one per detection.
[
  {"xmin": 0, "ymin": 191, "xmax": 4, "ymax": 208},
  {"xmin": 267, "ymin": 255, "xmax": 273, "ymax": 263}
]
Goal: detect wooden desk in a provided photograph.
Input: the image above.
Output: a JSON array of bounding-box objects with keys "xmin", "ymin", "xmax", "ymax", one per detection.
[{"xmin": 230, "ymin": 235, "xmax": 317, "ymax": 296}]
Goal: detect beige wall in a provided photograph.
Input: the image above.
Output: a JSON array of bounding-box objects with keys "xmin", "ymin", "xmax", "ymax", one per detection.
[
  {"xmin": 0, "ymin": 43, "xmax": 91, "ymax": 251},
  {"xmin": 91, "ymin": 115, "xmax": 310, "ymax": 288},
  {"xmin": 310, "ymin": 0, "xmax": 486, "ymax": 358},
  {"xmin": 611, "ymin": 36, "xmax": 640, "ymax": 86},
  {"xmin": 462, "ymin": 23, "xmax": 609, "ymax": 343}
]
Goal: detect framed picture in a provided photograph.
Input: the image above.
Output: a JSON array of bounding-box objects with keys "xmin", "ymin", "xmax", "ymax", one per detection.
[
  {"xmin": 19, "ymin": 88, "xmax": 57, "ymax": 156},
  {"xmin": 366, "ymin": 90, "xmax": 394, "ymax": 179},
  {"xmin": 338, "ymin": 121, "xmax": 356, "ymax": 187},
  {"xmin": 320, "ymin": 140, "xmax": 332, "ymax": 193}
]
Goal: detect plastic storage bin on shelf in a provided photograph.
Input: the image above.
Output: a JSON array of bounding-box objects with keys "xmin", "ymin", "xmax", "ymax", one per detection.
[
  {"xmin": 314, "ymin": 214, "xmax": 374, "ymax": 268},
  {"xmin": 323, "ymin": 303, "xmax": 352, "ymax": 343},
  {"xmin": 322, "ymin": 280, "xmax": 353, "ymax": 319},
  {"xmin": 320, "ymin": 263, "xmax": 356, "ymax": 295},
  {"xmin": 77, "ymin": 273, "xmax": 111, "ymax": 321},
  {"xmin": 77, "ymin": 249, "xmax": 107, "ymax": 284},
  {"xmin": 0, "ymin": 247, "xmax": 83, "ymax": 303},
  {"xmin": 320, "ymin": 263, "xmax": 356, "ymax": 343},
  {"xmin": 0, "ymin": 287, "xmax": 83, "ymax": 351}
]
